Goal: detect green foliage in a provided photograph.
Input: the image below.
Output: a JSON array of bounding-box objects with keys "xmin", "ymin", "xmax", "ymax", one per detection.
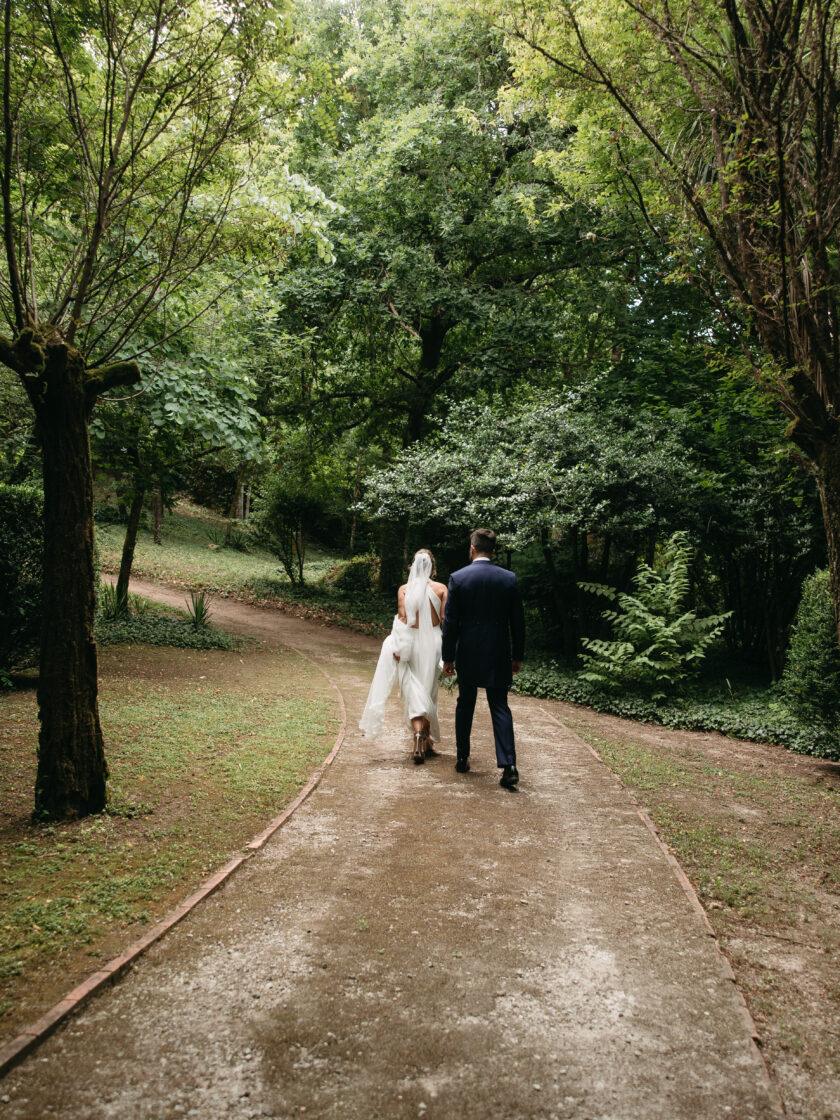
[
  {"xmin": 780, "ymin": 570, "xmax": 840, "ymax": 739},
  {"xmin": 256, "ymin": 482, "xmax": 321, "ymax": 586},
  {"xmin": 95, "ymin": 613, "xmax": 235, "ymax": 651},
  {"xmin": 254, "ymin": 434, "xmax": 343, "ymax": 584},
  {"xmin": 366, "ymin": 394, "xmax": 700, "ymax": 548},
  {"xmin": 99, "ymin": 582, "xmax": 129, "ymax": 622},
  {"xmin": 185, "ymin": 590, "xmax": 214, "ymax": 630},
  {"xmin": 204, "ymin": 525, "xmax": 227, "ymax": 549},
  {"xmin": 512, "ymin": 662, "xmax": 839, "ymax": 760},
  {"xmin": 227, "ymin": 528, "xmax": 252, "ymax": 554},
  {"xmin": 0, "ymin": 485, "xmax": 43, "ymax": 673},
  {"xmin": 321, "ymin": 554, "xmax": 381, "ymax": 594},
  {"xmin": 271, "ymin": 0, "xmax": 598, "ymax": 458},
  {"xmin": 579, "ymin": 533, "xmax": 730, "ymax": 696},
  {"xmin": 94, "ymin": 502, "xmax": 128, "ymax": 525}
]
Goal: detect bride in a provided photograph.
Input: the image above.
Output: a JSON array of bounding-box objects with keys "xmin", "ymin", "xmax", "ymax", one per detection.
[{"xmin": 359, "ymin": 549, "xmax": 448, "ymax": 764}]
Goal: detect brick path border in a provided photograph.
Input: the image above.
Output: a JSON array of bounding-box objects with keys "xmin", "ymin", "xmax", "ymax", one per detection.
[{"xmin": 0, "ymin": 647, "xmax": 348, "ymax": 1080}]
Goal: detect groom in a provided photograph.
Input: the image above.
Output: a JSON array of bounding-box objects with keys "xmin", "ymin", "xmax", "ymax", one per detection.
[{"xmin": 442, "ymin": 528, "xmax": 525, "ymax": 789}]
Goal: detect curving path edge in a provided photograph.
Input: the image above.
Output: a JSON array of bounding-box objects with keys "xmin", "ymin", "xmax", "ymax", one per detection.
[
  {"xmin": 0, "ymin": 586, "xmax": 348, "ymax": 1079},
  {"xmin": 0, "ymin": 580, "xmax": 785, "ymax": 1120}
]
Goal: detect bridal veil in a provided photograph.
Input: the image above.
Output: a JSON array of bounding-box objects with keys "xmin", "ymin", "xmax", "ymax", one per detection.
[{"xmin": 359, "ymin": 551, "xmax": 443, "ymax": 741}]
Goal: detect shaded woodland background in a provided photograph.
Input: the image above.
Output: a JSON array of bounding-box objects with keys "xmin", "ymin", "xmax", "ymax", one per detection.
[{"xmin": 2, "ymin": 0, "xmax": 840, "ymax": 816}]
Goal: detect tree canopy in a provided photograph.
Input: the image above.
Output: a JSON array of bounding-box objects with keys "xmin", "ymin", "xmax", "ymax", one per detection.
[{"xmin": 1, "ymin": 0, "xmax": 835, "ymax": 818}]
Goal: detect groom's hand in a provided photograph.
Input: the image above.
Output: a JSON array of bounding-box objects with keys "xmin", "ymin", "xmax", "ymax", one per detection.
[
  {"xmin": 443, "ymin": 661, "xmax": 456, "ymax": 677},
  {"xmin": 512, "ymin": 660, "xmax": 522, "ymax": 674}
]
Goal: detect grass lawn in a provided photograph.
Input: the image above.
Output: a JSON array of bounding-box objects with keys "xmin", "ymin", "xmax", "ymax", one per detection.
[
  {"xmin": 561, "ymin": 707, "xmax": 840, "ymax": 1120},
  {"xmin": 96, "ymin": 502, "xmax": 392, "ymax": 635},
  {"xmin": 95, "ymin": 502, "xmax": 337, "ymax": 591},
  {"xmin": 0, "ymin": 640, "xmax": 340, "ymax": 1044}
]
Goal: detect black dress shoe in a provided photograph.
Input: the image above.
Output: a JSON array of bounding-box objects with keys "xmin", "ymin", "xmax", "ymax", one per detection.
[
  {"xmin": 499, "ymin": 764, "xmax": 519, "ymax": 789},
  {"xmin": 455, "ymin": 758, "xmax": 470, "ymax": 773}
]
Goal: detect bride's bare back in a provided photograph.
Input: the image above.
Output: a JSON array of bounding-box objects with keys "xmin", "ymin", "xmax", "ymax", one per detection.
[{"xmin": 397, "ymin": 580, "xmax": 448, "ymax": 628}]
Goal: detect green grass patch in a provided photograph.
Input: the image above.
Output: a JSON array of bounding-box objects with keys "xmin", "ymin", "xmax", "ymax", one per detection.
[
  {"xmin": 576, "ymin": 730, "xmax": 840, "ymax": 921},
  {"xmin": 96, "ymin": 504, "xmax": 392, "ymax": 636},
  {"xmin": 514, "ymin": 659, "xmax": 840, "ymax": 760},
  {"xmin": 0, "ymin": 641, "xmax": 339, "ymax": 1039},
  {"xmin": 95, "ymin": 505, "xmax": 336, "ymax": 593}
]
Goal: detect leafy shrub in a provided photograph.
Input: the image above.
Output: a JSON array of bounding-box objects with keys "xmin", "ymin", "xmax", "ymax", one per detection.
[
  {"xmin": 321, "ymin": 554, "xmax": 380, "ymax": 594},
  {"xmin": 129, "ymin": 592, "xmax": 152, "ymax": 617},
  {"xmin": 579, "ymin": 532, "xmax": 730, "ymax": 698},
  {"xmin": 255, "ymin": 479, "xmax": 323, "ymax": 585},
  {"xmin": 780, "ymin": 569, "xmax": 840, "ymax": 739},
  {"xmin": 93, "ymin": 502, "xmax": 126, "ymax": 525},
  {"xmin": 512, "ymin": 660, "xmax": 839, "ymax": 759},
  {"xmin": 95, "ymin": 613, "xmax": 235, "ymax": 650},
  {"xmin": 0, "ymin": 484, "xmax": 43, "ymax": 672}
]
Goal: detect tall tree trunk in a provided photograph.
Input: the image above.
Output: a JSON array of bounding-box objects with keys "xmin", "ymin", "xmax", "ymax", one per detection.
[
  {"xmin": 152, "ymin": 485, "xmax": 163, "ymax": 545},
  {"xmin": 34, "ymin": 346, "xmax": 107, "ymax": 820},
  {"xmin": 116, "ymin": 488, "xmax": 146, "ymax": 605},
  {"xmin": 814, "ymin": 430, "xmax": 840, "ymax": 645}
]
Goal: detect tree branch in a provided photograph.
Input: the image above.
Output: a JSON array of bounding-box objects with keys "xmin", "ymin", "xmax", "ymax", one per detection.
[{"xmin": 84, "ymin": 359, "xmax": 141, "ymax": 400}]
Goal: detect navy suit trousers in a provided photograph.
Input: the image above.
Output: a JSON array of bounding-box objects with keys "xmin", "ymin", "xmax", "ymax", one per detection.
[{"xmin": 455, "ymin": 685, "xmax": 516, "ymax": 768}]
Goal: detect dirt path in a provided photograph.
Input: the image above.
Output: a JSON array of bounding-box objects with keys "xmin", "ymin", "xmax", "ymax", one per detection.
[{"xmin": 0, "ymin": 581, "xmax": 781, "ymax": 1119}]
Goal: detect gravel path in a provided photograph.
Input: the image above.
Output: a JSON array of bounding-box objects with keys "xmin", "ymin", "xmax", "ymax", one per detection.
[{"xmin": 0, "ymin": 583, "xmax": 781, "ymax": 1119}]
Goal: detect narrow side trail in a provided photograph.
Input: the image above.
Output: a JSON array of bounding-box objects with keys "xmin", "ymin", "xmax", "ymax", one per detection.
[{"xmin": 0, "ymin": 581, "xmax": 781, "ymax": 1120}]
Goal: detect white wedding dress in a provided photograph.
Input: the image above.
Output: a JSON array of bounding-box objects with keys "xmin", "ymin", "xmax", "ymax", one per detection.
[{"xmin": 359, "ymin": 553, "xmax": 443, "ymax": 742}]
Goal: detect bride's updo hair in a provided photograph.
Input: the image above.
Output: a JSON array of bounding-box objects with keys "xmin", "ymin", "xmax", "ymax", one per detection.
[{"xmin": 413, "ymin": 548, "xmax": 436, "ymax": 577}]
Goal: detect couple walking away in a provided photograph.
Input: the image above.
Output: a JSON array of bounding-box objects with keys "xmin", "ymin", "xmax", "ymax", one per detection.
[{"xmin": 359, "ymin": 529, "xmax": 526, "ymax": 790}]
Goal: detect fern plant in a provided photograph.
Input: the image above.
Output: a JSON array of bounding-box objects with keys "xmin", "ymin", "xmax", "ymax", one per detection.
[{"xmin": 579, "ymin": 532, "xmax": 730, "ymax": 698}]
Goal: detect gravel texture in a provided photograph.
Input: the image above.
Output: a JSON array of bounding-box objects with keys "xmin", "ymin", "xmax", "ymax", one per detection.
[{"xmin": 0, "ymin": 583, "xmax": 781, "ymax": 1119}]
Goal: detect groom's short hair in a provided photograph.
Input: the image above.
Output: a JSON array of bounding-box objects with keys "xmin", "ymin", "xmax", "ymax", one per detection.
[{"xmin": 471, "ymin": 528, "xmax": 497, "ymax": 555}]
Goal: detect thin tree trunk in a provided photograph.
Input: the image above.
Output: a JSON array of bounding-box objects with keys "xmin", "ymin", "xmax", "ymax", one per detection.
[
  {"xmin": 152, "ymin": 486, "xmax": 163, "ymax": 545},
  {"xmin": 814, "ymin": 430, "xmax": 840, "ymax": 645},
  {"xmin": 116, "ymin": 488, "xmax": 146, "ymax": 605},
  {"xmin": 34, "ymin": 346, "xmax": 107, "ymax": 819}
]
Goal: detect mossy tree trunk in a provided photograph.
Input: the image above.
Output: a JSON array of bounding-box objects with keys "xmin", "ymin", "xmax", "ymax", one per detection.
[
  {"xmin": 1, "ymin": 330, "xmax": 140, "ymax": 820},
  {"xmin": 34, "ymin": 344, "xmax": 106, "ymax": 817}
]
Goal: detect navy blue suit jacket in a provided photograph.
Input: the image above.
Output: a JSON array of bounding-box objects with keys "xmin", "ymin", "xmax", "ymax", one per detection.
[{"xmin": 441, "ymin": 559, "xmax": 525, "ymax": 689}]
